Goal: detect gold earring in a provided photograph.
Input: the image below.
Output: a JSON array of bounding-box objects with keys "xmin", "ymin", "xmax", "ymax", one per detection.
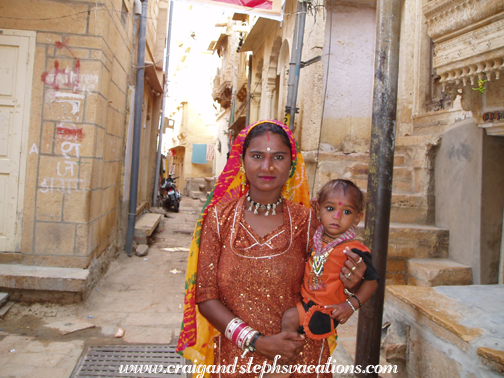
[{"xmin": 240, "ymin": 164, "xmax": 247, "ymax": 193}]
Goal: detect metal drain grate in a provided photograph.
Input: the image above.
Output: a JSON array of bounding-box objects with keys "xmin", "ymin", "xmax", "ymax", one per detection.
[{"xmin": 71, "ymin": 344, "xmax": 191, "ymax": 378}]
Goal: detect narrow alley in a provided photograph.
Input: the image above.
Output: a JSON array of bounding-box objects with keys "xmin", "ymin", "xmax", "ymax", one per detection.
[{"xmin": 0, "ymin": 196, "xmax": 202, "ymax": 378}]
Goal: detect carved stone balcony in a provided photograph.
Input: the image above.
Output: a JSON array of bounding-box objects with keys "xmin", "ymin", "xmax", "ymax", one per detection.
[
  {"xmin": 424, "ymin": 0, "xmax": 504, "ymax": 134},
  {"xmin": 212, "ymin": 77, "xmax": 232, "ymax": 109}
]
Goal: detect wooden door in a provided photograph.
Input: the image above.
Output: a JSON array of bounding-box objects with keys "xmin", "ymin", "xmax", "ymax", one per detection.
[{"xmin": 0, "ymin": 30, "xmax": 35, "ymax": 252}]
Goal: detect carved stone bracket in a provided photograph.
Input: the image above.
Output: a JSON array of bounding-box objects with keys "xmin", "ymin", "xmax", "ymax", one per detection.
[{"xmin": 424, "ymin": 0, "xmax": 504, "ymax": 119}]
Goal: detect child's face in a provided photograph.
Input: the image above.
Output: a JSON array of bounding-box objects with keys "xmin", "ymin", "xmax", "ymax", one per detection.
[{"xmin": 317, "ymin": 189, "xmax": 363, "ymax": 239}]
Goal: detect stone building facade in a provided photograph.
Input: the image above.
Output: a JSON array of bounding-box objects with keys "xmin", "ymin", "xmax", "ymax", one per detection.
[
  {"xmin": 0, "ymin": 0, "xmax": 169, "ymax": 301},
  {"xmin": 209, "ymin": 0, "xmax": 504, "ymax": 374}
]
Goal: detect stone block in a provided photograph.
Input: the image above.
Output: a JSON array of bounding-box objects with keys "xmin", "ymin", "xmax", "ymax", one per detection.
[
  {"xmin": 75, "ymin": 224, "xmax": 91, "ymax": 257},
  {"xmin": 100, "ymin": 64, "xmax": 111, "ymax": 98},
  {"xmin": 386, "ymin": 273, "xmax": 406, "ymax": 285},
  {"xmin": 102, "ymin": 161, "xmax": 121, "ymax": 188},
  {"xmin": 36, "ymin": 190, "xmax": 63, "ymax": 221},
  {"xmin": 135, "ymin": 245, "xmax": 149, "ymax": 257},
  {"xmin": 63, "ymin": 190, "xmax": 91, "ymax": 223},
  {"xmin": 135, "ymin": 214, "xmax": 162, "ymax": 237},
  {"xmin": 34, "ymin": 222, "xmax": 75, "ymax": 255},
  {"xmin": 76, "ymin": 60, "xmax": 103, "ymax": 93},
  {"xmin": 1, "ymin": 2, "xmax": 87, "ymax": 34},
  {"xmin": 107, "ymin": 81, "xmax": 127, "ymax": 113},
  {"xmin": 107, "ymin": 107, "xmax": 125, "ymax": 137},
  {"xmin": 90, "ymin": 189, "xmax": 102, "ymax": 222},
  {"xmin": 84, "ymin": 92, "xmax": 107, "ymax": 126},
  {"xmin": 36, "ymin": 33, "xmax": 62, "ymax": 45},
  {"xmin": 101, "ymin": 185, "xmax": 118, "ymax": 215},
  {"xmin": 95, "ymin": 127, "xmax": 105, "ymax": 158},
  {"xmin": 112, "ymin": 57, "xmax": 129, "ymax": 94},
  {"xmin": 54, "ymin": 123, "xmax": 95, "ymax": 159},
  {"xmin": 344, "ymin": 162, "xmax": 369, "ymax": 178},
  {"xmin": 0, "ymin": 292, "xmax": 9, "ymax": 308},
  {"xmin": 394, "ymin": 154, "xmax": 405, "ymax": 166},
  {"xmin": 103, "ymin": 133, "xmax": 120, "ymax": 162},
  {"xmin": 77, "ymin": 158, "xmax": 94, "ymax": 191},
  {"xmin": 41, "ymin": 122, "xmax": 55, "ymax": 154},
  {"xmin": 65, "ymin": 35, "xmax": 103, "ymax": 50},
  {"xmin": 0, "ymin": 264, "xmax": 88, "ymax": 292},
  {"xmin": 88, "ymin": 3, "xmax": 110, "ymax": 37},
  {"xmin": 55, "ymin": 48, "xmax": 90, "ymax": 60},
  {"xmin": 478, "ymin": 347, "xmax": 504, "ymax": 373},
  {"xmin": 387, "ymin": 259, "xmax": 406, "ymax": 273},
  {"xmin": 407, "ymin": 258, "xmax": 473, "ymax": 286}
]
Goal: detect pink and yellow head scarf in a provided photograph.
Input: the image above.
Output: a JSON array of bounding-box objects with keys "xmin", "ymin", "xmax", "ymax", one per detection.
[{"xmin": 176, "ymin": 120, "xmax": 311, "ymax": 370}]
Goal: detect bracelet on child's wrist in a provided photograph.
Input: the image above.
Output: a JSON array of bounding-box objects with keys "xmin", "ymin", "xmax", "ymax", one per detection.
[
  {"xmin": 352, "ymin": 294, "xmax": 362, "ymax": 309},
  {"xmin": 346, "ymin": 299, "xmax": 356, "ymax": 313}
]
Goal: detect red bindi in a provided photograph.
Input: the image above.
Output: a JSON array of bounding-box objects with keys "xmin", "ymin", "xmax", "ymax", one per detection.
[{"xmin": 338, "ymin": 202, "xmax": 342, "ymax": 205}]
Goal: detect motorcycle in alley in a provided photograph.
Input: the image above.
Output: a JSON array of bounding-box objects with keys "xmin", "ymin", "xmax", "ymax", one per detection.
[{"xmin": 159, "ymin": 176, "xmax": 181, "ymax": 212}]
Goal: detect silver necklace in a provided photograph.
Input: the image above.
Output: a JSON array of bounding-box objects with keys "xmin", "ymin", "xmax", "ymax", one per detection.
[
  {"xmin": 229, "ymin": 198, "xmax": 293, "ymax": 259},
  {"xmin": 246, "ymin": 191, "xmax": 282, "ymax": 216}
]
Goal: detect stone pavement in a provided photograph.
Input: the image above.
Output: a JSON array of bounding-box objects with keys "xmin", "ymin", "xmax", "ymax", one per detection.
[
  {"xmin": 0, "ymin": 196, "xmax": 202, "ymax": 378},
  {"xmin": 0, "ymin": 196, "xmax": 391, "ymax": 378}
]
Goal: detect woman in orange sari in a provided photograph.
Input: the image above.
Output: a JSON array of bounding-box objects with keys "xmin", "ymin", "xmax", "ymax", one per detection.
[{"xmin": 177, "ymin": 120, "xmax": 365, "ymax": 377}]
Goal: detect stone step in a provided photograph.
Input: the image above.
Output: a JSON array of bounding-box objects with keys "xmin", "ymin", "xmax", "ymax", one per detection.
[
  {"xmin": 356, "ymin": 223, "xmax": 449, "ymax": 285},
  {"xmin": 0, "ymin": 264, "xmax": 89, "ymax": 302},
  {"xmin": 190, "ymin": 190, "xmax": 206, "ymax": 200},
  {"xmin": 360, "ymin": 191, "xmax": 434, "ymax": 224},
  {"xmin": 407, "ymin": 258, "xmax": 473, "ymax": 286},
  {"xmin": 0, "ymin": 292, "xmax": 8, "ymax": 308},
  {"xmin": 344, "ymin": 163, "xmax": 415, "ymax": 193},
  {"xmin": 135, "ymin": 213, "xmax": 162, "ymax": 237},
  {"xmin": 383, "ymin": 285, "xmax": 503, "ymax": 377}
]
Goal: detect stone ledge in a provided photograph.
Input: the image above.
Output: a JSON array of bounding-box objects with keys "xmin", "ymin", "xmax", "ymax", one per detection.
[
  {"xmin": 408, "ymin": 258, "xmax": 472, "ymax": 286},
  {"xmin": 0, "ymin": 264, "xmax": 89, "ymax": 293},
  {"xmin": 135, "ymin": 213, "xmax": 162, "ymax": 237},
  {"xmin": 386, "ymin": 285, "xmax": 483, "ymax": 343},
  {"xmin": 478, "ymin": 347, "xmax": 504, "ymax": 373}
]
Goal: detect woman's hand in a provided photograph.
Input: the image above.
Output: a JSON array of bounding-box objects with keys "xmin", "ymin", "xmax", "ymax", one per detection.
[
  {"xmin": 254, "ymin": 332, "xmax": 305, "ymax": 365},
  {"xmin": 340, "ymin": 247, "xmax": 366, "ymax": 293}
]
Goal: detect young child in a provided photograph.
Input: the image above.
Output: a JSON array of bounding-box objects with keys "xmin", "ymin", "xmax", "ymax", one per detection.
[{"xmin": 268, "ymin": 179, "xmax": 379, "ymax": 377}]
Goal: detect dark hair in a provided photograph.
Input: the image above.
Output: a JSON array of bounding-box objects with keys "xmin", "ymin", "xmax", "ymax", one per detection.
[
  {"xmin": 242, "ymin": 123, "xmax": 291, "ymax": 157},
  {"xmin": 317, "ymin": 179, "xmax": 364, "ymax": 213}
]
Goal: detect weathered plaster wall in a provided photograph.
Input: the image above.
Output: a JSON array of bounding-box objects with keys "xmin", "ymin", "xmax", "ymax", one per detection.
[
  {"xmin": 435, "ymin": 119, "xmax": 483, "ymax": 283},
  {"xmin": 319, "ymin": 0, "xmax": 376, "ymax": 153}
]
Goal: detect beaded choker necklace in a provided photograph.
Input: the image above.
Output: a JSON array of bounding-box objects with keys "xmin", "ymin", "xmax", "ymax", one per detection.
[{"xmin": 246, "ymin": 192, "xmax": 282, "ymax": 216}]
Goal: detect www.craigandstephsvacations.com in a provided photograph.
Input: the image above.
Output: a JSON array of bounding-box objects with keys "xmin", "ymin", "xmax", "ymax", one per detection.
[{"xmin": 118, "ymin": 356, "xmax": 398, "ymax": 377}]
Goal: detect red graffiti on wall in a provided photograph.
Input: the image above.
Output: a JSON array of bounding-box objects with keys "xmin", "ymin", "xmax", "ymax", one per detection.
[
  {"xmin": 54, "ymin": 38, "xmax": 76, "ymax": 58},
  {"xmin": 56, "ymin": 125, "xmax": 84, "ymax": 141},
  {"xmin": 41, "ymin": 39, "xmax": 80, "ymax": 92},
  {"xmin": 41, "ymin": 60, "xmax": 81, "ymax": 92}
]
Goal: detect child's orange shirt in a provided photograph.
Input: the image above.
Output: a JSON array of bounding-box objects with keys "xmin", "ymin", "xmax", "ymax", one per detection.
[{"xmin": 301, "ymin": 240, "xmax": 370, "ymax": 307}]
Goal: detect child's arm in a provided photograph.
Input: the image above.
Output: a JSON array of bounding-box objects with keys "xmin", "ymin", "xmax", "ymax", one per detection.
[{"xmin": 326, "ymin": 279, "xmax": 379, "ymax": 324}]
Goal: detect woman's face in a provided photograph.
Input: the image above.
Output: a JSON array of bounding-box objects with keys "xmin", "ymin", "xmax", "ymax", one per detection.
[{"xmin": 243, "ymin": 132, "xmax": 292, "ymax": 195}]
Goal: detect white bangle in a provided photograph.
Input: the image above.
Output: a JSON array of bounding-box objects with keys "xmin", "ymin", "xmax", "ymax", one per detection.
[{"xmin": 346, "ymin": 299, "xmax": 356, "ymax": 313}]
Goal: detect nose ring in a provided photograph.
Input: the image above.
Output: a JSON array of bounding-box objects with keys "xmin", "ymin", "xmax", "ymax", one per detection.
[{"xmin": 269, "ymin": 166, "xmax": 274, "ymax": 171}]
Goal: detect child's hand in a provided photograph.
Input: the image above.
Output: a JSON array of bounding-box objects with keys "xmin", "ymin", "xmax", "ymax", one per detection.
[{"xmin": 325, "ymin": 302, "xmax": 354, "ymax": 324}]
